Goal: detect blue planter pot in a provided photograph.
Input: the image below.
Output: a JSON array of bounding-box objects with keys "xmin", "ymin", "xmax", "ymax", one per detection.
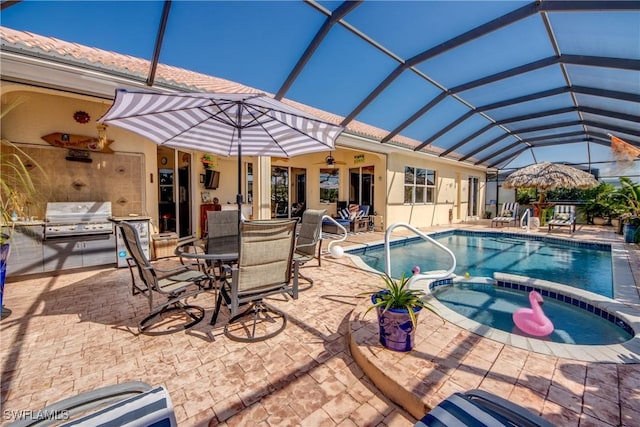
[
  {"xmin": 372, "ymin": 293, "xmax": 422, "ymax": 352},
  {"xmin": 623, "ymin": 223, "xmax": 638, "ymax": 243},
  {"xmin": 1, "ymin": 237, "xmax": 9, "ymax": 316}
]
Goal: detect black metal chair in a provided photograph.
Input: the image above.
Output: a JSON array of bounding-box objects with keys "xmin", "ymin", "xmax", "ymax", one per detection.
[
  {"xmin": 293, "ymin": 209, "xmax": 326, "ymax": 286},
  {"xmin": 118, "ymin": 221, "xmax": 210, "ymax": 334},
  {"xmin": 210, "ymin": 219, "xmax": 299, "ymax": 342}
]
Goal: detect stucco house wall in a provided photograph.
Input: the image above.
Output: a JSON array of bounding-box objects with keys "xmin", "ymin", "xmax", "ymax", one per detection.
[{"xmin": 385, "ymin": 151, "xmax": 486, "ymax": 228}]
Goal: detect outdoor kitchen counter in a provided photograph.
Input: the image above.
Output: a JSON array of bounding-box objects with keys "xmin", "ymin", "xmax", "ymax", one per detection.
[
  {"xmin": 5, "ymin": 220, "xmax": 45, "ymax": 226},
  {"xmin": 110, "ymin": 216, "xmax": 153, "ymax": 222}
]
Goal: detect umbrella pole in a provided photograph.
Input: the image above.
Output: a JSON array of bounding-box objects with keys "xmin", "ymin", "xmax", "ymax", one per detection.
[{"xmin": 236, "ymin": 105, "xmax": 243, "ymax": 239}]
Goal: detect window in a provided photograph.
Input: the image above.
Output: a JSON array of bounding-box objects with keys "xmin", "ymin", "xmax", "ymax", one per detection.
[
  {"xmin": 404, "ymin": 166, "xmax": 436, "ymax": 204},
  {"xmin": 246, "ymin": 162, "xmax": 253, "ymax": 203},
  {"xmin": 349, "ymin": 165, "xmax": 374, "ymax": 208},
  {"xmin": 320, "ymin": 169, "xmax": 339, "ymax": 203}
]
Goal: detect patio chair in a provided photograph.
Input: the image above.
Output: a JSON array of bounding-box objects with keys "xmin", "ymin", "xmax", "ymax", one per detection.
[
  {"xmin": 210, "ymin": 219, "xmax": 299, "ymax": 342},
  {"xmin": 8, "ymin": 381, "xmax": 177, "ymax": 427},
  {"xmin": 338, "ymin": 204, "xmax": 370, "ymax": 232},
  {"xmin": 207, "ymin": 209, "xmax": 241, "ymax": 239},
  {"xmin": 118, "ymin": 222, "xmax": 209, "ymax": 334},
  {"xmin": 203, "ymin": 209, "xmax": 242, "ymax": 278},
  {"xmin": 415, "ymin": 389, "xmax": 554, "ymax": 427},
  {"xmin": 491, "ymin": 202, "xmax": 519, "ymax": 228},
  {"xmin": 548, "ymin": 204, "xmax": 577, "ymax": 233},
  {"xmin": 294, "ymin": 209, "xmax": 326, "ymax": 286}
]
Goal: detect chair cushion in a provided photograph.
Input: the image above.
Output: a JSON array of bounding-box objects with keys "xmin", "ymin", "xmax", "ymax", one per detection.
[
  {"xmin": 62, "ymin": 386, "xmax": 176, "ymax": 427},
  {"xmin": 415, "ymin": 393, "xmax": 513, "ymax": 427}
]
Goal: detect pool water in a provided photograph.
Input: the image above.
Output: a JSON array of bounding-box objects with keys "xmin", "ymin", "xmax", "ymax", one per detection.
[
  {"xmin": 432, "ymin": 282, "xmax": 631, "ymax": 345},
  {"xmin": 355, "ymin": 231, "xmax": 613, "ymax": 297}
]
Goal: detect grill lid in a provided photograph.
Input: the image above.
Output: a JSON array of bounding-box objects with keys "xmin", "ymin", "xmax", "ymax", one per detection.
[{"xmin": 45, "ymin": 202, "xmax": 112, "ymax": 224}]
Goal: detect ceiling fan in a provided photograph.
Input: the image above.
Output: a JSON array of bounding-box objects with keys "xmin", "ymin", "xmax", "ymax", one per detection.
[{"xmin": 314, "ymin": 154, "xmax": 346, "ymax": 167}]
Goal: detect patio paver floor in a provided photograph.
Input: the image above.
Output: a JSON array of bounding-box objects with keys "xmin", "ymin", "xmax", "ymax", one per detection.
[{"xmin": 1, "ymin": 223, "xmax": 638, "ymax": 426}]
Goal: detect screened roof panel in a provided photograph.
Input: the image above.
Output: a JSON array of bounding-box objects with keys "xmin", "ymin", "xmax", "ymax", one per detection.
[
  {"xmin": 160, "ymin": 1, "xmax": 321, "ymax": 93},
  {"xmin": 287, "ymin": 24, "xmax": 399, "ymax": 117},
  {"xmin": 548, "ymin": 11, "xmax": 640, "ymax": 59},
  {"xmin": 452, "ymin": 128, "xmax": 515, "ymax": 156},
  {"xmin": 589, "ymin": 144, "xmax": 621, "ymax": 164},
  {"xmin": 567, "ymin": 65, "xmax": 640, "ymax": 94},
  {"xmin": 456, "ymin": 129, "xmax": 521, "ymax": 163},
  {"xmin": 531, "ymin": 143, "xmax": 592, "ymax": 164},
  {"xmin": 600, "ymin": 162, "xmax": 639, "ymax": 182},
  {"xmin": 575, "ymin": 94, "xmax": 640, "ymax": 117},
  {"xmin": 581, "ymin": 113, "xmax": 638, "ymax": 132},
  {"xmin": 502, "ymin": 111, "xmax": 581, "ymax": 132},
  {"xmin": 416, "ymin": 15, "xmax": 552, "ymax": 88},
  {"xmin": 345, "ymin": 1, "xmax": 522, "ymax": 59},
  {"xmin": 457, "ymin": 66, "xmax": 567, "ymax": 106},
  {"xmin": 1, "ymin": 0, "xmax": 638, "ymax": 175},
  {"xmin": 501, "ymin": 148, "xmax": 536, "ymax": 170},
  {"xmin": 401, "ymin": 97, "xmax": 470, "ymax": 142},
  {"xmin": 516, "ymin": 124, "xmax": 586, "ymax": 140},
  {"xmin": 356, "ymin": 71, "xmax": 442, "ymax": 133},
  {"xmin": 586, "ymin": 128, "xmax": 640, "ymax": 146},
  {"xmin": 487, "ymin": 93, "xmax": 576, "ymax": 120},
  {"xmin": 424, "ymin": 114, "xmax": 495, "ymax": 152}
]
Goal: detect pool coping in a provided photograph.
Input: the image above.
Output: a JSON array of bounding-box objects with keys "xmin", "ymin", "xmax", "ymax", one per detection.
[{"xmin": 343, "ymin": 228, "xmax": 640, "ymax": 363}]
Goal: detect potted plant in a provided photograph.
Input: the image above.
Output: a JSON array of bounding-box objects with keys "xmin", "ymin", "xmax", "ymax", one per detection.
[
  {"xmin": 363, "ymin": 273, "xmax": 434, "ymax": 352},
  {"xmin": 579, "ymin": 183, "xmax": 616, "ymax": 225},
  {"xmin": 614, "ymin": 177, "xmax": 640, "ymax": 243}
]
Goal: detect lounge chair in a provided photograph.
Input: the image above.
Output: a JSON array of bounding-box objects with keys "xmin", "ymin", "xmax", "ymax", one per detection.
[
  {"xmin": 118, "ymin": 222, "xmax": 210, "ymax": 334},
  {"xmin": 338, "ymin": 204, "xmax": 371, "ymax": 232},
  {"xmin": 210, "ymin": 219, "xmax": 299, "ymax": 342},
  {"xmin": 9, "ymin": 381, "xmax": 177, "ymax": 427},
  {"xmin": 415, "ymin": 389, "xmax": 554, "ymax": 427},
  {"xmin": 548, "ymin": 204, "xmax": 576, "ymax": 233},
  {"xmin": 294, "ymin": 209, "xmax": 326, "ymax": 286},
  {"xmin": 491, "ymin": 202, "xmax": 519, "ymax": 228}
]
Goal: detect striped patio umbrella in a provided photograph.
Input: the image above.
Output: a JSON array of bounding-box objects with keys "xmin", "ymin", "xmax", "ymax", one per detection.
[
  {"xmin": 99, "ymin": 89, "xmax": 344, "ymax": 218},
  {"xmin": 503, "ymin": 161, "xmax": 598, "ymax": 200}
]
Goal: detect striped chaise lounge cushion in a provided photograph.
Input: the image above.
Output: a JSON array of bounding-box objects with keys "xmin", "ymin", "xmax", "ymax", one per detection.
[
  {"xmin": 548, "ymin": 205, "xmax": 576, "ymax": 231},
  {"xmin": 492, "ymin": 202, "xmax": 519, "ymax": 226},
  {"xmin": 9, "ymin": 382, "xmax": 176, "ymax": 427},
  {"xmin": 415, "ymin": 389, "xmax": 554, "ymax": 427}
]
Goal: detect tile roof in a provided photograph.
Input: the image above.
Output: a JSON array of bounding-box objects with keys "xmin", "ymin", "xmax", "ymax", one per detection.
[{"xmin": 1, "ymin": 26, "xmax": 441, "ymax": 155}]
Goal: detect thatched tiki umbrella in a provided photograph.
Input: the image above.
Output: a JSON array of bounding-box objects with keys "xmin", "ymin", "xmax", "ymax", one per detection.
[{"xmin": 503, "ymin": 161, "xmax": 599, "ymax": 203}]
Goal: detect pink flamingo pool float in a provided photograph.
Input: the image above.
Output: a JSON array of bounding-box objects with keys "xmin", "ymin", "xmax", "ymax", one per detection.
[{"xmin": 512, "ymin": 290, "xmax": 554, "ymax": 337}]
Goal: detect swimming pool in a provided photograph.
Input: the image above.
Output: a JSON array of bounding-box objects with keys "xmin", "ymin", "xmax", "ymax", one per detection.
[
  {"xmin": 431, "ymin": 281, "xmax": 632, "ymax": 345},
  {"xmin": 351, "ymin": 230, "xmax": 613, "ymax": 297}
]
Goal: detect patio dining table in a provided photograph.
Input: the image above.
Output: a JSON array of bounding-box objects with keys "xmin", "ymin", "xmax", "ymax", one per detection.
[{"xmin": 175, "ymin": 235, "xmax": 239, "ymax": 324}]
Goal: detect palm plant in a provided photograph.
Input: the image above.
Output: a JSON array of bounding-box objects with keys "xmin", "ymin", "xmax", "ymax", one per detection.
[
  {"xmin": 615, "ymin": 177, "xmax": 640, "ymax": 219},
  {"xmin": 1, "ymin": 96, "xmax": 44, "ymax": 235},
  {"xmin": 364, "ymin": 272, "xmax": 434, "ymax": 327}
]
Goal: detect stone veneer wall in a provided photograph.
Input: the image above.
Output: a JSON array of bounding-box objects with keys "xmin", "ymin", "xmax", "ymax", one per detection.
[{"xmin": 2, "ymin": 144, "xmax": 145, "ymax": 219}]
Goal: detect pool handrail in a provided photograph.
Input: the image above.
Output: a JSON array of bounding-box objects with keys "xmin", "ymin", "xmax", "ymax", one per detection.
[
  {"xmin": 520, "ymin": 208, "xmax": 530, "ymax": 232},
  {"xmin": 384, "ymin": 222, "xmax": 456, "ymax": 288},
  {"xmin": 322, "ymin": 215, "xmax": 348, "ymax": 255}
]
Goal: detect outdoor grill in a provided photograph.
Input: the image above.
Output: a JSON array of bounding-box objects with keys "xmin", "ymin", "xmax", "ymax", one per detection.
[{"xmin": 44, "ymin": 202, "xmax": 113, "ymax": 239}]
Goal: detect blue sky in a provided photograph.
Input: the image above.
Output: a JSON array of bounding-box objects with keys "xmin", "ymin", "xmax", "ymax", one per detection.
[{"xmin": 2, "ymin": 1, "xmax": 638, "ymax": 172}]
